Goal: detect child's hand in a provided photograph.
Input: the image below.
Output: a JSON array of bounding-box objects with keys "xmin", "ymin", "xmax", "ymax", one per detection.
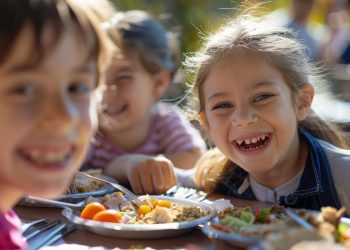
[
  {"xmin": 105, "ymin": 154, "xmax": 177, "ymax": 195},
  {"xmin": 126, "ymin": 154, "xmax": 177, "ymax": 194}
]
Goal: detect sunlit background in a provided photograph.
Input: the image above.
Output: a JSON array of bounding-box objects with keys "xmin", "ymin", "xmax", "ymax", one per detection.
[{"xmin": 109, "ymin": 0, "xmax": 350, "ymax": 134}]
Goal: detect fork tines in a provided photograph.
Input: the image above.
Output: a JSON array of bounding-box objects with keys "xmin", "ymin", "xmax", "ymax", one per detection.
[{"xmin": 67, "ymin": 184, "xmax": 78, "ymax": 194}]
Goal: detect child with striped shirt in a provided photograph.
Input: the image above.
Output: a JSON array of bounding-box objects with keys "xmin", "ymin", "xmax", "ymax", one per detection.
[{"xmin": 83, "ymin": 10, "xmax": 206, "ymax": 195}]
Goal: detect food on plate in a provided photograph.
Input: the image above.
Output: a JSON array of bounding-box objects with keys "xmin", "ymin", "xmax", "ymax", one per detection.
[
  {"xmin": 86, "ymin": 192, "xmax": 135, "ymax": 212},
  {"xmin": 92, "ymin": 209, "xmax": 122, "ymax": 223},
  {"xmin": 80, "ymin": 202, "xmax": 106, "ymax": 220},
  {"xmin": 209, "ymin": 204, "xmax": 350, "ymax": 249},
  {"xmin": 290, "ymin": 240, "xmax": 347, "ymax": 250},
  {"xmin": 73, "ymin": 169, "xmax": 107, "ymax": 193},
  {"xmin": 212, "ymin": 204, "xmax": 289, "ymax": 237},
  {"xmin": 80, "ymin": 192, "xmax": 209, "ymax": 224}
]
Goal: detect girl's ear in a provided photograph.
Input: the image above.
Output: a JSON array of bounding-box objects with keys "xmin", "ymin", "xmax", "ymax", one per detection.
[
  {"xmin": 153, "ymin": 69, "xmax": 171, "ymax": 99},
  {"xmin": 296, "ymin": 83, "xmax": 314, "ymax": 121}
]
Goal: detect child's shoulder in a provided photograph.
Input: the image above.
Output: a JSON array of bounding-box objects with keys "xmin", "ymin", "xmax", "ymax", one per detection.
[
  {"xmin": 318, "ymin": 139, "xmax": 350, "ymax": 157},
  {"xmin": 318, "ymin": 138, "xmax": 350, "ymax": 169},
  {"xmin": 153, "ymin": 102, "xmax": 186, "ymax": 117}
]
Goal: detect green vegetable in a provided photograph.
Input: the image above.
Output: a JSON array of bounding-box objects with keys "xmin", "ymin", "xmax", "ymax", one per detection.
[{"xmin": 240, "ymin": 210, "xmax": 255, "ymax": 224}]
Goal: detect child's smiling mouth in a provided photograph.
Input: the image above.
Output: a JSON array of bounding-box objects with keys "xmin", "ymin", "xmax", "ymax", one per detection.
[
  {"xmin": 104, "ymin": 103, "xmax": 128, "ymax": 116},
  {"xmin": 18, "ymin": 146, "xmax": 74, "ymax": 170},
  {"xmin": 232, "ymin": 133, "xmax": 271, "ymax": 151}
]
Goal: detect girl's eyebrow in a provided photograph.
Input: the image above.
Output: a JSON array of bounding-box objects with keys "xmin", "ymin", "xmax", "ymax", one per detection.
[
  {"xmin": 115, "ymin": 66, "xmax": 132, "ymax": 74},
  {"xmin": 3, "ymin": 62, "xmax": 40, "ymax": 74},
  {"xmin": 207, "ymin": 81, "xmax": 276, "ymax": 101},
  {"xmin": 4, "ymin": 62, "xmax": 95, "ymax": 75},
  {"xmin": 254, "ymin": 81, "xmax": 276, "ymax": 88},
  {"xmin": 73, "ymin": 63, "xmax": 95, "ymax": 74}
]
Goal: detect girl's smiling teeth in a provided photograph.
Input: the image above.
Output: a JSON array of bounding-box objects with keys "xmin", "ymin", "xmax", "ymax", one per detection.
[
  {"xmin": 233, "ymin": 133, "xmax": 270, "ymax": 151},
  {"xmin": 19, "ymin": 147, "xmax": 73, "ymax": 165},
  {"xmin": 105, "ymin": 103, "xmax": 128, "ymax": 116}
]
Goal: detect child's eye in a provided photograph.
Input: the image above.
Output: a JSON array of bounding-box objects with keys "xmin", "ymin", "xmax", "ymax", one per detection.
[
  {"xmin": 115, "ymin": 74, "xmax": 132, "ymax": 83},
  {"xmin": 254, "ymin": 93, "xmax": 273, "ymax": 102},
  {"xmin": 9, "ymin": 84, "xmax": 36, "ymax": 98},
  {"xmin": 212, "ymin": 102, "xmax": 233, "ymax": 110},
  {"xmin": 68, "ymin": 82, "xmax": 93, "ymax": 95}
]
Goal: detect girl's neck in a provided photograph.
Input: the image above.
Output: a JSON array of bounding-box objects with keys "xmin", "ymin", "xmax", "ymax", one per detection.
[
  {"xmin": 104, "ymin": 114, "xmax": 153, "ymax": 151},
  {"xmin": 251, "ymin": 136, "xmax": 308, "ymax": 189}
]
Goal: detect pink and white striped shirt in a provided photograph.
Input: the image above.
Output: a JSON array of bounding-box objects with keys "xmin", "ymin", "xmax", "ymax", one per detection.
[{"xmin": 84, "ymin": 102, "xmax": 206, "ymax": 169}]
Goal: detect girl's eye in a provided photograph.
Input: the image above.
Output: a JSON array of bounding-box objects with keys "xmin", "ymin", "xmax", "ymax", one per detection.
[
  {"xmin": 69, "ymin": 82, "xmax": 93, "ymax": 95},
  {"xmin": 115, "ymin": 74, "xmax": 132, "ymax": 83},
  {"xmin": 212, "ymin": 102, "xmax": 233, "ymax": 110},
  {"xmin": 254, "ymin": 93, "xmax": 273, "ymax": 102},
  {"xmin": 9, "ymin": 84, "xmax": 36, "ymax": 98}
]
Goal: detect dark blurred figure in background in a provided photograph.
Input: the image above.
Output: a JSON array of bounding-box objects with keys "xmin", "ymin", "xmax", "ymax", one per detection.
[
  {"xmin": 336, "ymin": 0, "xmax": 350, "ymax": 64},
  {"xmin": 320, "ymin": 0, "xmax": 350, "ymax": 65},
  {"xmin": 161, "ymin": 31, "xmax": 188, "ymax": 106},
  {"xmin": 286, "ymin": 0, "xmax": 320, "ymax": 61}
]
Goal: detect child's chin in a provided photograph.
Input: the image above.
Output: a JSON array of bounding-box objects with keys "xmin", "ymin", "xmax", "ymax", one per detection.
[{"xmin": 29, "ymin": 184, "xmax": 68, "ymax": 199}]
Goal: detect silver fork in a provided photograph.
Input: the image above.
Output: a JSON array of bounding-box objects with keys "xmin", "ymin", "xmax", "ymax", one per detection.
[
  {"xmin": 76, "ymin": 171, "xmax": 144, "ymax": 207},
  {"xmin": 67, "ymin": 184, "xmax": 78, "ymax": 194}
]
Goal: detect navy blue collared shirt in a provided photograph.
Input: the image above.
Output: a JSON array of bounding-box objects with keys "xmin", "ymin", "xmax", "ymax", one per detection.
[{"xmin": 216, "ymin": 129, "xmax": 342, "ymax": 211}]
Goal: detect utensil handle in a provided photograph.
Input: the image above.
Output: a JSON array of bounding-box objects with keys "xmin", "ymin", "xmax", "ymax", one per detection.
[
  {"xmin": 285, "ymin": 208, "xmax": 314, "ymax": 230},
  {"xmin": 25, "ymin": 195, "xmax": 84, "ymax": 209},
  {"xmin": 28, "ymin": 223, "xmax": 67, "ymax": 250},
  {"xmin": 24, "ymin": 220, "xmax": 60, "ymax": 240},
  {"xmin": 43, "ymin": 224, "xmax": 76, "ymax": 246}
]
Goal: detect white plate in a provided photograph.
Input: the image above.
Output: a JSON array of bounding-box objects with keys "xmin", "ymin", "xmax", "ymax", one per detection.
[{"xmin": 62, "ymin": 195, "xmax": 217, "ymax": 239}]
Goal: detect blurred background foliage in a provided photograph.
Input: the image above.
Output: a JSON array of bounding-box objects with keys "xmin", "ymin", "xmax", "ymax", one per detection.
[{"xmin": 110, "ymin": 0, "xmax": 334, "ymax": 54}]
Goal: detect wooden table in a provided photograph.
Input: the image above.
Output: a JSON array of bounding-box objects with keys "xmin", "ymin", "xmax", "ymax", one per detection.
[{"xmin": 15, "ymin": 196, "xmax": 268, "ymax": 250}]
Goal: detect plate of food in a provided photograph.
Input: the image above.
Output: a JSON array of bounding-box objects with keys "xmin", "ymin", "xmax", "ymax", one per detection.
[
  {"xmin": 18, "ymin": 169, "xmax": 115, "ymax": 206},
  {"xmin": 201, "ymin": 205, "xmax": 350, "ymax": 249},
  {"xmin": 201, "ymin": 204, "xmax": 290, "ymax": 248},
  {"xmin": 253, "ymin": 207, "xmax": 350, "ymax": 250},
  {"xmin": 62, "ymin": 193, "xmax": 217, "ymax": 239}
]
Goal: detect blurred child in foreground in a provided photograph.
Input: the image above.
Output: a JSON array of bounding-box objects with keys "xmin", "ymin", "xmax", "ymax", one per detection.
[
  {"xmin": 185, "ymin": 9, "xmax": 350, "ymax": 213},
  {"xmin": 83, "ymin": 10, "xmax": 206, "ymax": 194},
  {"xmin": 0, "ymin": 0, "xmax": 110, "ymax": 248}
]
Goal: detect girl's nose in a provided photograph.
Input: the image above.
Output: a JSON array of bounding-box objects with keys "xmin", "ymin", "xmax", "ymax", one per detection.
[
  {"xmin": 103, "ymin": 84, "xmax": 119, "ymax": 96},
  {"xmin": 231, "ymin": 106, "xmax": 258, "ymax": 127},
  {"xmin": 40, "ymin": 94, "xmax": 78, "ymax": 132}
]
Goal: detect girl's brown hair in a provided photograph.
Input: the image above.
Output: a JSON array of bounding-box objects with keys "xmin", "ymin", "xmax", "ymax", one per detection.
[
  {"xmin": 185, "ymin": 13, "xmax": 349, "ymax": 193},
  {"xmin": 102, "ymin": 10, "xmax": 174, "ymax": 76},
  {"xmin": 0, "ymin": 0, "xmax": 111, "ymax": 86}
]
